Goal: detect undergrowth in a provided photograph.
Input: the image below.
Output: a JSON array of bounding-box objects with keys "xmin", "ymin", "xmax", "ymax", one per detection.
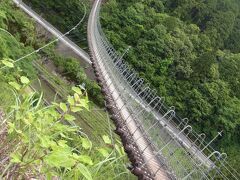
[{"xmin": 0, "ymin": 68, "xmax": 133, "ymax": 179}]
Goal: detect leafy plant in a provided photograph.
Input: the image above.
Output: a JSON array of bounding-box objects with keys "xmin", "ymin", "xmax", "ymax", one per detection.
[{"xmin": 0, "ymin": 82, "xmax": 132, "ymax": 179}]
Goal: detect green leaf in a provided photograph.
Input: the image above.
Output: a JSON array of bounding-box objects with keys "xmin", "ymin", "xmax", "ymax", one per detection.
[
  {"xmin": 81, "ymin": 138, "xmax": 92, "ymax": 150},
  {"xmin": 74, "ymin": 93, "xmax": 80, "ymax": 102},
  {"xmin": 77, "ymin": 163, "xmax": 92, "ymax": 180},
  {"xmin": 15, "ymin": 129, "xmax": 23, "ymax": 134},
  {"xmin": 72, "ymin": 86, "xmax": 82, "ymax": 95},
  {"xmin": 44, "ymin": 147, "xmax": 75, "ymax": 168},
  {"xmin": 71, "ymin": 106, "xmax": 82, "ymax": 112},
  {"xmin": 2, "ymin": 59, "xmax": 14, "ymax": 68},
  {"xmin": 115, "ymin": 144, "xmax": 124, "ymax": 156},
  {"xmin": 9, "ymin": 81, "xmax": 21, "ymax": 90},
  {"xmin": 0, "ymin": 10, "xmax": 7, "ymax": 19},
  {"xmin": 46, "ymin": 172, "xmax": 55, "ymax": 180},
  {"xmin": 78, "ymin": 155, "xmax": 93, "ymax": 165},
  {"xmin": 98, "ymin": 148, "xmax": 110, "ymax": 158},
  {"xmin": 102, "ymin": 135, "xmax": 111, "ymax": 144},
  {"xmin": 20, "ymin": 76, "xmax": 30, "ymax": 84},
  {"xmin": 60, "ymin": 103, "xmax": 68, "ymax": 113},
  {"xmin": 78, "ymin": 98, "xmax": 89, "ymax": 110},
  {"xmin": 64, "ymin": 114, "xmax": 76, "ymax": 121},
  {"xmin": 10, "ymin": 153, "xmax": 22, "ymax": 163},
  {"xmin": 7, "ymin": 122, "xmax": 15, "ymax": 134},
  {"xmin": 58, "ymin": 140, "xmax": 68, "ymax": 147},
  {"xmin": 68, "ymin": 96, "xmax": 75, "ymax": 106},
  {"xmin": 39, "ymin": 135, "xmax": 54, "ymax": 148}
]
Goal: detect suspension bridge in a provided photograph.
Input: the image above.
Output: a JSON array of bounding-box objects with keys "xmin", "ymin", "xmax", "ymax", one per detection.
[{"xmin": 12, "ymin": 0, "xmax": 240, "ymax": 179}]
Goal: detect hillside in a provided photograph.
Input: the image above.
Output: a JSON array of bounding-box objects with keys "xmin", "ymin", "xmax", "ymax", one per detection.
[{"xmin": 101, "ymin": 0, "xmax": 240, "ymax": 173}]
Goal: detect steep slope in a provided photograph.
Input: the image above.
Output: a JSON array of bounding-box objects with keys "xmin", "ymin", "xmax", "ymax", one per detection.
[{"xmin": 101, "ymin": 0, "xmax": 240, "ymax": 175}]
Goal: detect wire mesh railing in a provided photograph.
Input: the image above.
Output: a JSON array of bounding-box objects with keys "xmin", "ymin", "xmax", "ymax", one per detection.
[{"xmin": 88, "ymin": 0, "xmax": 240, "ymax": 179}]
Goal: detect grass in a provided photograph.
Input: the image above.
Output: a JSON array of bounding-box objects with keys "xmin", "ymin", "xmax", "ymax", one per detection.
[
  {"xmin": 0, "ymin": 62, "xmax": 135, "ymax": 180},
  {"xmin": 0, "ymin": 82, "xmax": 15, "ymax": 111},
  {"xmin": 31, "ymin": 60, "xmax": 118, "ymax": 144},
  {"xmin": 29, "ymin": 60, "xmax": 137, "ymax": 179}
]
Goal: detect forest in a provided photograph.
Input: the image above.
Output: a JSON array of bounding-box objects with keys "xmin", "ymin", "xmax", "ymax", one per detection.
[{"xmin": 101, "ymin": 0, "xmax": 240, "ymax": 172}]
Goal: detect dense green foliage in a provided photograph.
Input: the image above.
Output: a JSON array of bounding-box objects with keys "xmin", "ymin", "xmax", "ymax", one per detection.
[
  {"xmin": 0, "ymin": 82, "xmax": 130, "ymax": 179},
  {"xmin": 101, "ymin": 0, "xmax": 240, "ymax": 171},
  {"xmin": 0, "ymin": 1, "xmax": 37, "ymax": 78},
  {"xmin": 0, "ymin": 0, "xmax": 38, "ymax": 108},
  {"xmin": 23, "ymin": 0, "xmax": 90, "ymax": 48}
]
